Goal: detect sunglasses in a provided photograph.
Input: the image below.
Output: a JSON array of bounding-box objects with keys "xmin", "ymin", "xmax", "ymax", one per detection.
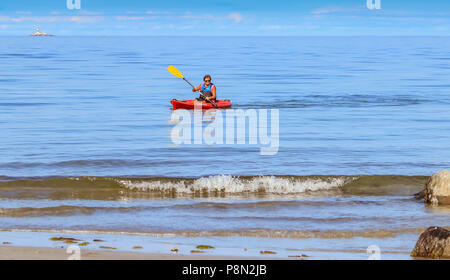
[{"xmin": 204, "ymin": 80, "xmax": 211, "ymax": 82}]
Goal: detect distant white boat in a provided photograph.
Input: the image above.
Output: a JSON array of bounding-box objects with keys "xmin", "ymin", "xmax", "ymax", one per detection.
[{"xmin": 30, "ymin": 26, "xmax": 53, "ymax": 37}]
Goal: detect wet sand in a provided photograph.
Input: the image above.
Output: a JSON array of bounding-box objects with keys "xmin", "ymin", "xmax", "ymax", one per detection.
[
  {"xmin": 0, "ymin": 229, "xmax": 418, "ymax": 260},
  {"xmin": 0, "ymin": 245, "xmax": 262, "ymax": 260}
]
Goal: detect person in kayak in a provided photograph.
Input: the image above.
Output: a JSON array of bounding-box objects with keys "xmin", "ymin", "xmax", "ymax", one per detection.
[{"xmin": 192, "ymin": 74, "xmax": 216, "ymax": 102}]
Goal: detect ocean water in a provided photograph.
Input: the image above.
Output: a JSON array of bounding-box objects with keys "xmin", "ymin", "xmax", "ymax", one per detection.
[
  {"xmin": 1, "ymin": 36, "xmax": 450, "ymax": 259},
  {"xmin": 1, "ymin": 36, "xmax": 450, "ymax": 177}
]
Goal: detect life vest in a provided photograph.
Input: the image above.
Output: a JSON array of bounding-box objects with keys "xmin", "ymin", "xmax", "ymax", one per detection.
[{"xmin": 201, "ymin": 83, "xmax": 215, "ymax": 97}]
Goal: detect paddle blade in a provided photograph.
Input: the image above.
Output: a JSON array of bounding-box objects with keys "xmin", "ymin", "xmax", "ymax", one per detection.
[{"xmin": 168, "ymin": 65, "xmax": 184, "ymax": 79}]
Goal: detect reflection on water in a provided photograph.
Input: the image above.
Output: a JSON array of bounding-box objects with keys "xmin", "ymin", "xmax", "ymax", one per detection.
[{"xmin": 424, "ymin": 204, "xmax": 450, "ymax": 214}]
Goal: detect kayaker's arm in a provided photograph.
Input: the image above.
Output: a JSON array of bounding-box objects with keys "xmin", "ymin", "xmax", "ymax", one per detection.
[
  {"xmin": 206, "ymin": 85, "xmax": 217, "ymax": 100},
  {"xmin": 192, "ymin": 84, "xmax": 202, "ymax": 92}
]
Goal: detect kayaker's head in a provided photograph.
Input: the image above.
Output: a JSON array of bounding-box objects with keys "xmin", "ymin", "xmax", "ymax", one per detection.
[{"xmin": 203, "ymin": 75, "xmax": 212, "ymax": 85}]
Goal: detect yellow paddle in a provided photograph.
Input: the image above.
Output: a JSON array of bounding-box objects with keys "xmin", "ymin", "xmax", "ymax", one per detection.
[
  {"xmin": 168, "ymin": 65, "xmax": 218, "ymax": 108},
  {"xmin": 168, "ymin": 65, "xmax": 196, "ymax": 88}
]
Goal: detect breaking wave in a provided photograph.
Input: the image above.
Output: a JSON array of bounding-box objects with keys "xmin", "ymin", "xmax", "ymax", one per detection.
[
  {"xmin": 0, "ymin": 174, "xmax": 428, "ymax": 198},
  {"xmin": 119, "ymin": 175, "xmax": 350, "ymax": 195}
]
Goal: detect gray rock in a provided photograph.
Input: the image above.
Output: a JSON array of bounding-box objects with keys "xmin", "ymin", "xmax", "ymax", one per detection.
[
  {"xmin": 411, "ymin": 227, "xmax": 450, "ymax": 259},
  {"xmin": 424, "ymin": 171, "xmax": 450, "ymax": 206}
]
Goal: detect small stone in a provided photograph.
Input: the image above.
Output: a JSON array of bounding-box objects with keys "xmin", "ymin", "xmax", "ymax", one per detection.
[
  {"xmin": 190, "ymin": 250, "xmax": 205, "ymax": 254},
  {"xmin": 99, "ymin": 246, "xmax": 117, "ymax": 250},
  {"xmin": 196, "ymin": 245, "xmax": 215, "ymax": 250},
  {"xmin": 260, "ymin": 250, "xmax": 277, "ymax": 255},
  {"xmin": 50, "ymin": 237, "xmax": 80, "ymax": 242},
  {"xmin": 288, "ymin": 255, "xmax": 304, "ymax": 259}
]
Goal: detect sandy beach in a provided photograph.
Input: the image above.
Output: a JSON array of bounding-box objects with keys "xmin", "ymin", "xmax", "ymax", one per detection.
[{"xmin": 0, "ymin": 245, "xmax": 264, "ymax": 260}]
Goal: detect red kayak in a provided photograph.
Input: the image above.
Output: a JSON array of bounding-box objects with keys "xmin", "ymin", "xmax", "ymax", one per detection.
[{"xmin": 171, "ymin": 99, "xmax": 232, "ymax": 110}]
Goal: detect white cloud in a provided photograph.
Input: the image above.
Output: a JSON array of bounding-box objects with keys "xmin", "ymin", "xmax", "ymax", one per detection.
[
  {"xmin": 260, "ymin": 25, "xmax": 281, "ymax": 30},
  {"xmin": 69, "ymin": 16, "xmax": 103, "ymax": 23},
  {"xmin": 259, "ymin": 24, "xmax": 317, "ymax": 30},
  {"xmin": 228, "ymin": 13, "xmax": 243, "ymax": 23},
  {"xmin": 77, "ymin": 10, "xmax": 102, "ymax": 15},
  {"xmin": 125, "ymin": 10, "xmax": 171, "ymax": 15},
  {"xmin": 115, "ymin": 16, "xmax": 145, "ymax": 21},
  {"xmin": 0, "ymin": 15, "xmax": 103, "ymax": 23},
  {"xmin": 181, "ymin": 12, "xmax": 243, "ymax": 23},
  {"xmin": 181, "ymin": 14, "xmax": 208, "ymax": 20},
  {"xmin": 311, "ymin": 6, "xmax": 364, "ymax": 15},
  {"xmin": 145, "ymin": 11, "xmax": 172, "ymax": 15},
  {"xmin": 311, "ymin": 6, "xmax": 343, "ymax": 14}
]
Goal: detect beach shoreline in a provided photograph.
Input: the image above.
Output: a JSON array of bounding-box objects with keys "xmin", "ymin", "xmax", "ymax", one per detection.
[
  {"xmin": 0, "ymin": 229, "xmax": 419, "ymax": 260},
  {"xmin": 0, "ymin": 230, "xmax": 288, "ymax": 260},
  {"xmin": 0, "ymin": 245, "xmax": 265, "ymax": 260}
]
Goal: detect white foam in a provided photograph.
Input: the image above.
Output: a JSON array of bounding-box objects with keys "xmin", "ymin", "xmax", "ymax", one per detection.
[{"xmin": 118, "ymin": 175, "xmax": 350, "ymax": 195}]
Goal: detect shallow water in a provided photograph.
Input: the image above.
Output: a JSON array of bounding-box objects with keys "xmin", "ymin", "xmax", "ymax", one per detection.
[
  {"xmin": 0, "ymin": 36, "xmax": 450, "ymax": 258},
  {"xmin": 0, "ymin": 174, "xmax": 448, "ymax": 259}
]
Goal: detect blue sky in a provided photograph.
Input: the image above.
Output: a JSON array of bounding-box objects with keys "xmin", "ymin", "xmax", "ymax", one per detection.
[{"xmin": 0, "ymin": 0, "xmax": 449, "ymax": 35}]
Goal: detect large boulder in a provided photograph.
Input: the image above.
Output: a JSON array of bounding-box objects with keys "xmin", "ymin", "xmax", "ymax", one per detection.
[
  {"xmin": 424, "ymin": 170, "xmax": 450, "ymax": 206},
  {"xmin": 411, "ymin": 227, "xmax": 450, "ymax": 259}
]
